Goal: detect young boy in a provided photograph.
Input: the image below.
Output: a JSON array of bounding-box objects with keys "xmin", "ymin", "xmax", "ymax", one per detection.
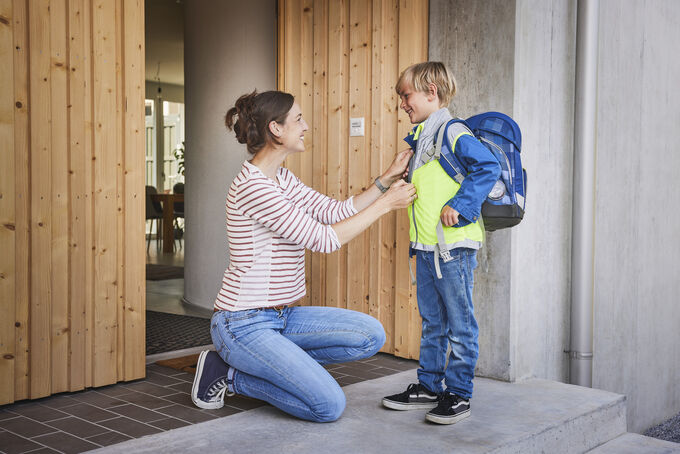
[{"xmin": 381, "ymin": 62, "xmax": 501, "ymax": 424}]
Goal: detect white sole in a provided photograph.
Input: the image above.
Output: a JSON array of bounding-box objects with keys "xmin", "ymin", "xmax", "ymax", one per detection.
[
  {"xmin": 191, "ymin": 350, "xmax": 224, "ymax": 410},
  {"xmin": 382, "ymin": 398, "xmax": 439, "ymax": 411},
  {"xmin": 425, "ymin": 409, "xmax": 470, "ymax": 425}
]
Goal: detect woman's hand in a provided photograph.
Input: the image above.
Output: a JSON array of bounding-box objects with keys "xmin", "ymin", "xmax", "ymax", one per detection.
[
  {"xmin": 380, "ymin": 149, "xmax": 413, "ymax": 187},
  {"xmin": 380, "ymin": 179, "xmax": 417, "ymax": 210}
]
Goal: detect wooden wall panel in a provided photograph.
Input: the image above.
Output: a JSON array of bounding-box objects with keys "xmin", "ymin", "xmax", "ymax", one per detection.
[
  {"xmin": 50, "ymin": 0, "xmax": 70, "ymax": 394},
  {"xmin": 0, "ymin": 0, "xmax": 16, "ymax": 405},
  {"xmin": 0, "ymin": 0, "xmax": 145, "ymax": 405},
  {"xmin": 122, "ymin": 0, "xmax": 146, "ymax": 382},
  {"xmin": 278, "ymin": 0, "xmax": 427, "ymax": 358},
  {"xmin": 28, "ymin": 0, "xmax": 53, "ymax": 397},
  {"xmin": 11, "ymin": 0, "xmax": 30, "ymax": 400},
  {"xmin": 325, "ymin": 0, "xmax": 349, "ymax": 310},
  {"xmin": 68, "ymin": 0, "xmax": 89, "ymax": 392}
]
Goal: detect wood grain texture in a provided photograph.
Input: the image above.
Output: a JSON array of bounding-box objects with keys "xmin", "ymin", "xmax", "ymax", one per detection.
[
  {"xmin": 0, "ymin": 0, "xmax": 146, "ymax": 405},
  {"xmin": 278, "ymin": 0, "xmax": 428, "ymax": 358},
  {"xmin": 11, "ymin": 0, "xmax": 29, "ymax": 401},
  {"xmin": 0, "ymin": 0, "xmax": 16, "ymax": 404}
]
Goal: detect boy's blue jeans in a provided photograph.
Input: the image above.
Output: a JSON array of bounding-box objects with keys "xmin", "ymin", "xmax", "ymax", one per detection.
[
  {"xmin": 210, "ymin": 306, "xmax": 385, "ymax": 422},
  {"xmin": 415, "ymin": 248, "xmax": 479, "ymax": 399}
]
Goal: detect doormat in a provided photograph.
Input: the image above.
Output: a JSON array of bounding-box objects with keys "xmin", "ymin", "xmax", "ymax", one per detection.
[
  {"xmin": 146, "ymin": 264, "xmax": 184, "ymax": 280},
  {"xmin": 156, "ymin": 353, "xmax": 200, "ymax": 374},
  {"xmin": 146, "ymin": 311, "xmax": 212, "ymax": 355}
]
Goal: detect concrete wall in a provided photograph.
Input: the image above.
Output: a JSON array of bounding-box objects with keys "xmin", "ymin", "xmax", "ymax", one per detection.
[
  {"xmin": 429, "ymin": 0, "xmax": 680, "ymax": 432},
  {"xmin": 593, "ymin": 0, "xmax": 680, "ymax": 433},
  {"xmin": 183, "ymin": 0, "xmax": 276, "ymax": 310},
  {"xmin": 510, "ymin": 0, "xmax": 575, "ymax": 384},
  {"xmin": 429, "ymin": 0, "xmax": 517, "ymax": 382},
  {"xmin": 429, "ymin": 0, "xmax": 575, "ymax": 383}
]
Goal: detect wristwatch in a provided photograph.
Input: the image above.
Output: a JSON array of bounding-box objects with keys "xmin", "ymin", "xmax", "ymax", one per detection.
[{"xmin": 374, "ymin": 177, "xmax": 388, "ymax": 193}]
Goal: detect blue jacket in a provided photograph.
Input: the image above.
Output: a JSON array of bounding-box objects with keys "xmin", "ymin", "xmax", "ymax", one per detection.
[{"xmin": 404, "ymin": 113, "xmax": 501, "ymax": 228}]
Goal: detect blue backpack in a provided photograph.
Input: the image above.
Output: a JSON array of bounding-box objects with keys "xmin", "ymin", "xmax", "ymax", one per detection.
[{"xmin": 436, "ymin": 112, "xmax": 526, "ymax": 232}]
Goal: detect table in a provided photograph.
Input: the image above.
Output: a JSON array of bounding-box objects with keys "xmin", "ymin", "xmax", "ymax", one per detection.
[{"xmin": 149, "ymin": 193, "xmax": 184, "ymax": 253}]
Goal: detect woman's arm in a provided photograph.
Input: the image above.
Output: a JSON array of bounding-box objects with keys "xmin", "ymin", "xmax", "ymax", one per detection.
[
  {"xmin": 352, "ymin": 149, "xmax": 413, "ymax": 212},
  {"xmin": 332, "ymin": 179, "xmax": 416, "ymax": 245}
]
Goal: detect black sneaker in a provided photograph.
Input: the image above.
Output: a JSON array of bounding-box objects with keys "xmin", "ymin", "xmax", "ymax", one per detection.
[
  {"xmin": 382, "ymin": 383, "xmax": 440, "ymax": 410},
  {"xmin": 425, "ymin": 392, "xmax": 470, "ymax": 424},
  {"xmin": 191, "ymin": 350, "xmax": 234, "ymax": 409}
]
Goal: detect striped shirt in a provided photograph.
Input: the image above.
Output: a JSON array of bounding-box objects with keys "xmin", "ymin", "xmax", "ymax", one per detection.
[{"xmin": 215, "ymin": 161, "xmax": 356, "ymax": 311}]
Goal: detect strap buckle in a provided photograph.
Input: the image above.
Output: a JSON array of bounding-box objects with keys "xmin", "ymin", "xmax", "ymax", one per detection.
[{"xmin": 439, "ymin": 249, "xmax": 453, "ymax": 263}]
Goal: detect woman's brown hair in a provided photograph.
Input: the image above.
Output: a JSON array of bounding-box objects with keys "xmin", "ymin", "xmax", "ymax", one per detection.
[{"xmin": 225, "ymin": 90, "xmax": 295, "ymax": 155}]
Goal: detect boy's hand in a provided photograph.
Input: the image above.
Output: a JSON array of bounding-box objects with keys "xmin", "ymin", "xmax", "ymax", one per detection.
[
  {"xmin": 381, "ymin": 149, "xmax": 413, "ymax": 186},
  {"xmin": 440, "ymin": 206, "xmax": 459, "ymax": 227}
]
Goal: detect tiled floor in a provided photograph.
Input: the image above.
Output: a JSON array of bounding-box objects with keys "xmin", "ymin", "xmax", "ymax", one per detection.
[{"xmin": 0, "ymin": 353, "xmax": 418, "ymax": 454}]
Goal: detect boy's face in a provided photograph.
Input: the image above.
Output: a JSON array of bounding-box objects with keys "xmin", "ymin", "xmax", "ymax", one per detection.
[{"xmin": 399, "ymin": 83, "xmax": 441, "ymax": 124}]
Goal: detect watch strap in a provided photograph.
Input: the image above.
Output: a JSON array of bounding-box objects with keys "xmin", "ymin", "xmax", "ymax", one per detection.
[{"xmin": 374, "ymin": 177, "xmax": 388, "ymax": 193}]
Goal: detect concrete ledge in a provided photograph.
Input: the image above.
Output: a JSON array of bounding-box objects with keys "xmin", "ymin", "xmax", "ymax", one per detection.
[
  {"xmin": 92, "ymin": 370, "xmax": 626, "ymax": 454},
  {"xmin": 588, "ymin": 433, "xmax": 680, "ymax": 453}
]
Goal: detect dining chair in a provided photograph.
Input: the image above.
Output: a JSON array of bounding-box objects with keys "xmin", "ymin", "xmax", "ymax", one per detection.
[{"xmin": 145, "ymin": 185, "xmax": 164, "ymax": 253}]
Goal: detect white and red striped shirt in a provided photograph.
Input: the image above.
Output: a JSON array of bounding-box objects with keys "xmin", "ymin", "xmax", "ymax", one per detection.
[{"xmin": 215, "ymin": 161, "xmax": 356, "ymax": 311}]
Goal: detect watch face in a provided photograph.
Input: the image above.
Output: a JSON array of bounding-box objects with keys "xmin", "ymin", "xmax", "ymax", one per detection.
[{"xmin": 488, "ymin": 180, "xmax": 506, "ymax": 200}]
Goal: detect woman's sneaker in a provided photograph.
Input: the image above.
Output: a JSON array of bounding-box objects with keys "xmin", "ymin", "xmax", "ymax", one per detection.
[
  {"xmin": 382, "ymin": 383, "xmax": 440, "ymax": 410},
  {"xmin": 425, "ymin": 392, "xmax": 470, "ymax": 424},
  {"xmin": 191, "ymin": 350, "xmax": 234, "ymax": 409}
]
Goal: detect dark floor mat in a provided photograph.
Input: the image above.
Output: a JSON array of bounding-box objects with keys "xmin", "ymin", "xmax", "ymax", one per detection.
[
  {"xmin": 146, "ymin": 311, "xmax": 212, "ymax": 355},
  {"xmin": 146, "ymin": 264, "xmax": 184, "ymax": 280}
]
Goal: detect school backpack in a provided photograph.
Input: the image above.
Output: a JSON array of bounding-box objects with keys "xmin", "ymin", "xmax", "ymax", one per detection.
[{"xmin": 435, "ymin": 112, "xmax": 526, "ymax": 231}]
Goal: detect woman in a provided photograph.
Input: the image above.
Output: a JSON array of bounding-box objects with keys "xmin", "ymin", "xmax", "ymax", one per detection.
[{"xmin": 191, "ymin": 90, "xmax": 416, "ymax": 422}]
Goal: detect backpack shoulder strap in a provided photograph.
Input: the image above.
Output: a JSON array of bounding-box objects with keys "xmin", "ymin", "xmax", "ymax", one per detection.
[{"xmin": 435, "ymin": 119, "xmax": 469, "ymax": 184}]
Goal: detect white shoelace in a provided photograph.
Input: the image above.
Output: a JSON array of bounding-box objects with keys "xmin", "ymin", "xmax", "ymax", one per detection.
[{"xmin": 207, "ymin": 378, "xmax": 235, "ymax": 402}]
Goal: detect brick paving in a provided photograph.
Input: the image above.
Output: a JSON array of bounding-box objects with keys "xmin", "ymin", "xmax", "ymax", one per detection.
[{"xmin": 0, "ymin": 353, "xmax": 418, "ymax": 454}]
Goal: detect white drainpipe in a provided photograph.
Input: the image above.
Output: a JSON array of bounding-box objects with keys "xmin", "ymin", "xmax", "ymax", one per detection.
[{"xmin": 569, "ymin": 0, "xmax": 599, "ymax": 388}]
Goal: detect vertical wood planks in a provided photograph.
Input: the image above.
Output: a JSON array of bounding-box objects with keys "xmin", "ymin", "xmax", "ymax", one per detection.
[
  {"xmin": 0, "ymin": 0, "xmax": 16, "ymax": 404},
  {"xmin": 122, "ymin": 0, "xmax": 145, "ymax": 381},
  {"xmin": 50, "ymin": 0, "xmax": 70, "ymax": 394},
  {"xmin": 325, "ymin": 0, "xmax": 348, "ymax": 309},
  {"xmin": 92, "ymin": 0, "xmax": 119, "ymax": 386},
  {"xmin": 278, "ymin": 0, "xmax": 428, "ymax": 359},
  {"xmin": 371, "ymin": 0, "xmax": 400, "ymax": 351},
  {"xmin": 12, "ymin": 0, "xmax": 29, "ymax": 400},
  {"xmin": 396, "ymin": 0, "xmax": 428, "ymax": 358},
  {"xmin": 115, "ymin": 0, "xmax": 125, "ymax": 381},
  {"xmin": 68, "ymin": 0, "xmax": 88, "ymax": 392},
  {"xmin": 82, "ymin": 0, "xmax": 95, "ymax": 389},
  {"xmin": 310, "ymin": 0, "xmax": 328, "ymax": 307},
  {"xmin": 347, "ymin": 0, "xmax": 371, "ymax": 315},
  {"xmin": 300, "ymin": 0, "xmax": 314, "ymax": 306},
  {"xmin": 28, "ymin": 0, "xmax": 53, "ymax": 398},
  {"xmin": 0, "ymin": 0, "xmax": 146, "ymax": 406}
]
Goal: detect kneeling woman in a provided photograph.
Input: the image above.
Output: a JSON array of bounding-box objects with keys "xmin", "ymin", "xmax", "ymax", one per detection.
[{"xmin": 191, "ymin": 90, "xmax": 415, "ymax": 422}]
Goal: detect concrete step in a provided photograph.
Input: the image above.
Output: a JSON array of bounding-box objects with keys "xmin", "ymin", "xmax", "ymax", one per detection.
[
  {"xmin": 92, "ymin": 369, "xmax": 626, "ymax": 454},
  {"xmin": 588, "ymin": 433, "xmax": 680, "ymax": 453}
]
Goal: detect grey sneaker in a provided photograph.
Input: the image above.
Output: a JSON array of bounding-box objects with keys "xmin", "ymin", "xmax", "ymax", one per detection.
[
  {"xmin": 191, "ymin": 350, "xmax": 234, "ymax": 409},
  {"xmin": 425, "ymin": 392, "xmax": 470, "ymax": 424},
  {"xmin": 382, "ymin": 383, "xmax": 440, "ymax": 410}
]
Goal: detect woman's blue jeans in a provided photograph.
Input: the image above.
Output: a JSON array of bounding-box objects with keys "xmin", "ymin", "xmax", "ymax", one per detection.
[
  {"xmin": 415, "ymin": 248, "xmax": 479, "ymax": 400},
  {"xmin": 210, "ymin": 306, "xmax": 385, "ymax": 422}
]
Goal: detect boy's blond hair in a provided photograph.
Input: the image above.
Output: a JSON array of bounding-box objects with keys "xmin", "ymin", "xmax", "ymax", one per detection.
[{"xmin": 395, "ymin": 61, "xmax": 457, "ymax": 107}]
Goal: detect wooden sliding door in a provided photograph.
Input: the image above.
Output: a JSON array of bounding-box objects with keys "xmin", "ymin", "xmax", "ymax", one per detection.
[{"xmin": 0, "ymin": 0, "xmax": 145, "ymax": 404}]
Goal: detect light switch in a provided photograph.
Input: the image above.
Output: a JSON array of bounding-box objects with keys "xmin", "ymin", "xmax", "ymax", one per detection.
[{"xmin": 350, "ymin": 117, "xmax": 365, "ymax": 137}]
